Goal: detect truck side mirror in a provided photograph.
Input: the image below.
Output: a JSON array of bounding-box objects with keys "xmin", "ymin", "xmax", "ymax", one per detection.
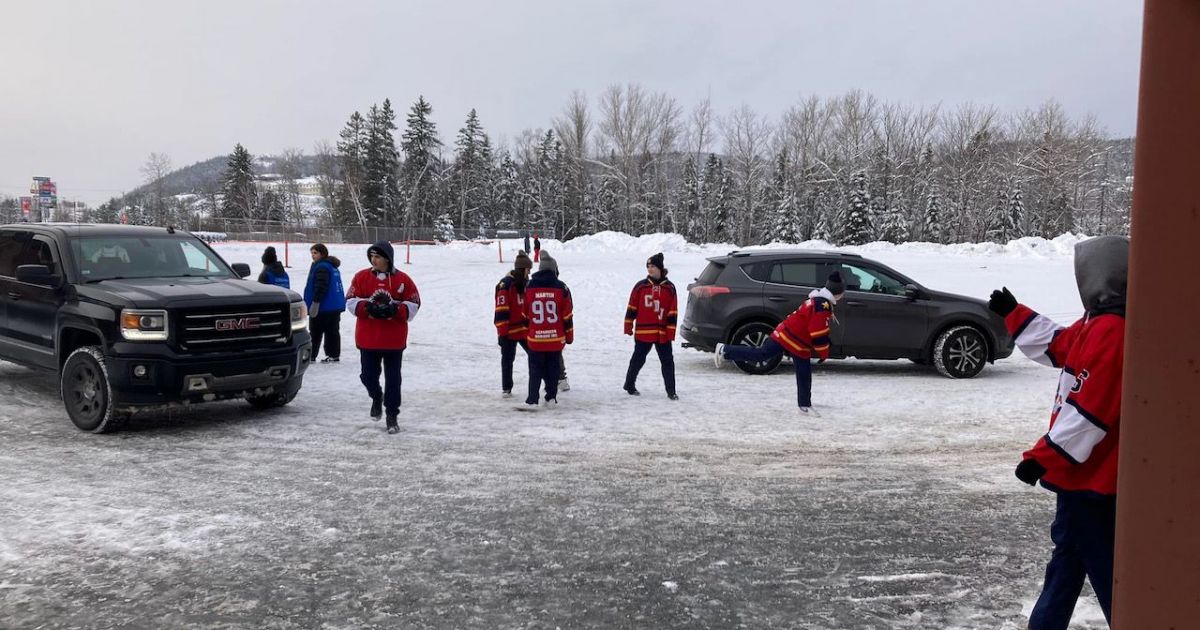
[
  {"xmin": 16, "ymin": 264, "xmax": 61, "ymax": 287},
  {"xmin": 231, "ymin": 263, "xmax": 252, "ymax": 278}
]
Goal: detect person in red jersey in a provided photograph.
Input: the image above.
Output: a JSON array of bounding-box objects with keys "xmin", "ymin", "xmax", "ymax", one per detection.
[{"xmin": 344, "ymin": 241, "xmax": 420, "ymax": 434}]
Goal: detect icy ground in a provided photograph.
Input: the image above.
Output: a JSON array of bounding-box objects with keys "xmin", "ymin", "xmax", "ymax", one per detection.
[{"xmin": 0, "ymin": 233, "xmax": 1109, "ymax": 628}]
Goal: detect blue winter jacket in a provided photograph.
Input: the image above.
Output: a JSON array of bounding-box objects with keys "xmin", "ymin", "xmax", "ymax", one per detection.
[{"xmin": 304, "ymin": 257, "xmax": 346, "ymax": 313}]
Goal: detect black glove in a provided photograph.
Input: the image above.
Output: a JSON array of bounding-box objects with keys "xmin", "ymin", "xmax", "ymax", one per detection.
[
  {"xmin": 366, "ymin": 301, "xmax": 396, "ymax": 319},
  {"xmin": 1015, "ymin": 458, "xmax": 1046, "ymax": 486},
  {"xmin": 376, "ymin": 302, "xmax": 398, "ymax": 319},
  {"xmin": 988, "ymin": 287, "xmax": 1017, "ymax": 317}
]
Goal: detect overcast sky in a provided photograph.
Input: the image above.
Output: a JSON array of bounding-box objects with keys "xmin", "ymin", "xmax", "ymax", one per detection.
[{"xmin": 0, "ymin": 0, "xmax": 1143, "ymax": 205}]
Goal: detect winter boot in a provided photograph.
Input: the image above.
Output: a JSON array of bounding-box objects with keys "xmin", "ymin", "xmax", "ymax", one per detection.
[
  {"xmin": 370, "ymin": 395, "xmax": 383, "ymax": 420},
  {"xmin": 623, "ymin": 384, "xmax": 640, "ymax": 396},
  {"xmin": 543, "ymin": 397, "xmax": 558, "ymax": 407},
  {"xmin": 668, "ymin": 393, "xmax": 679, "ymax": 401},
  {"xmin": 502, "ymin": 389, "xmax": 513, "ymax": 399},
  {"xmin": 321, "ymin": 356, "xmax": 340, "ymax": 364},
  {"xmin": 713, "ymin": 343, "xmax": 726, "ymax": 368},
  {"xmin": 799, "ymin": 406, "xmax": 821, "ymax": 417},
  {"xmin": 386, "ymin": 413, "xmax": 399, "ymax": 434},
  {"xmin": 559, "ymin": 378, "xmax": 570, "ymax": 392}
]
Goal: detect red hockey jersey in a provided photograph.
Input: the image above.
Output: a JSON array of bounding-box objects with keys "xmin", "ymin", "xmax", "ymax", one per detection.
[
  {"xmin": 771, "ymin": 288, "xmax": 836, "ymax": 360},
  {"xmin": 345, "ymin": 268, "xmax": 421, "ymax": 351},
  {"xmin": 494, "ymin": 273, "xmax": 528, "ymax": 341},
  {"xmin": 1006, "ymin": 304, "xmax": 1123, "ymax": 495},
  {"xmin": 523, "ymin": 269, "xmax": 573, "ymax": 352},
  {"xmin": 624, "ymin": 278, "xmax": 678, "ymax": 343}
]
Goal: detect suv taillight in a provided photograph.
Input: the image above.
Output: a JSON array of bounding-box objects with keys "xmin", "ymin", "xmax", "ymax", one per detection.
[{"xmin": 689, "ymin": 286, "xmax": 731, "ymax": 298}]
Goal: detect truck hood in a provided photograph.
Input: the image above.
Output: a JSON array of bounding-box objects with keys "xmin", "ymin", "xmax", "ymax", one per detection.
[{"xmin": 78, "ymin": 276, "xmax": 298, "ymax": 308}]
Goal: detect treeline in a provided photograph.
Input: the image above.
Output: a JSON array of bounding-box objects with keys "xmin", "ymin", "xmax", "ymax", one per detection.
[{"xmin": 103, "ymin": 86, "xmax": 1134, "ymax": 245}]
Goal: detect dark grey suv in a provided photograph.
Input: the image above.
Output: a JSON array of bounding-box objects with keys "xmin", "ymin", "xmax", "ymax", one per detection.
[{"xmin": 680, "ymin": 249, "xmax": 1013, "ymax": 378}]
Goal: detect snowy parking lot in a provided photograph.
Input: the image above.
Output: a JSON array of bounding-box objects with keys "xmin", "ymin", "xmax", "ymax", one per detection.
[{"xmin": 0, "ymin": 234, "xmax": 1108, "ymax": 628}]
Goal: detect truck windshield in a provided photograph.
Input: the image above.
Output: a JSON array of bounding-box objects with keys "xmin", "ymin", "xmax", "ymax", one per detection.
[{"xmin": 71, "ymin": 236, "xmax": 233, "ymax": 282}]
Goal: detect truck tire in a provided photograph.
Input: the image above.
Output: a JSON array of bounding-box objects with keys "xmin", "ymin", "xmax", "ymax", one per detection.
[
  {"xmin": 61, "ymin": 346, "xmax": 125, "ymax": 433},
  {"xmin": 932, "ymin": 325, "xmax": 988, "ymax": 379},
  {"xmin": 246, "ymin": 391, "xmax": 297, "ymax": 410}
]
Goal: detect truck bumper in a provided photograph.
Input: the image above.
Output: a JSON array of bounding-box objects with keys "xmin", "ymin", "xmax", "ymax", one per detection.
[{"xmin": 106, "ymin": 334, "xmax": 311, "ymax": 407}]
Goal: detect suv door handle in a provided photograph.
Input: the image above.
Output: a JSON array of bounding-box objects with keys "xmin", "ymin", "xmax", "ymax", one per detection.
[
  {"xmin": 7, "ymin": 291, "xmax": 20, "ymax": 301},
  {"xmin": 844, "ymin": 300, "xmax": 865, "ymax": 307},
  {"xmin": 767, "ymin": 295, "xmax": 787, "ymax": 302}
]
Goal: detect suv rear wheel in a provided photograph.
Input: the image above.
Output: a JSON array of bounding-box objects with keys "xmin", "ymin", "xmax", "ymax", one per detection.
[
  {"xmin": 933, "ymin": 325, "xmax": 988, "ymax": 379},
  {"xmin": 729, "ymin": 322, "xmax": 782, "ymax": 375},
  {"xmin": 61, "ymin": 346, "xmax": 126, "ymax": 433}
]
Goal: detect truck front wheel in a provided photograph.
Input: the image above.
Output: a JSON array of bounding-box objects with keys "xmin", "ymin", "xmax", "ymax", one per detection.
[{"xmin": 61, "ymin": 346, "xmax": 125, "ymax": 433}]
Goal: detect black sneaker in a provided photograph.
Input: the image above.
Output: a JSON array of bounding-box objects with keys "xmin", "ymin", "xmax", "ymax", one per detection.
[
  {"xmin": 623, "ymin": 385, "xmax": 640, "ymax": 396},
  {"xmin": 668, "ymin": 393, "xmax": 679, "ymax": 401},
  {"xmin": 370, "ymin": 396, "xmax": 383, "ymax": 419},
  {"xmin": 386, "ymin": 414, "xmax": 399, "ymax": 433},
  {"xmin": 320, "ymin": 356, "xmax": 340, "ymax": 364}
]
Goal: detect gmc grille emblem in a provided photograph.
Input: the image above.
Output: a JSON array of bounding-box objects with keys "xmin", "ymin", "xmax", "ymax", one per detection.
[{"xmin": 215, "ymin": 317, "xmax": 261, "ymax": 331}]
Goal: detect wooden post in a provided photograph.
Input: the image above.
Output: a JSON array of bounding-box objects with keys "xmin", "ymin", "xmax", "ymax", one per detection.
[{"xmin": 1113, "ymin": 0, "xmax": 1200, "ymax": 625}]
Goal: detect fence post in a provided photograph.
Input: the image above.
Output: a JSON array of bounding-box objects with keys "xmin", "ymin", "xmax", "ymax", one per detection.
[
  {"xmin": 284, "ymin": 240, "xmax": 290, "ymax": 268},
  {"xmin": 498, "ymin": 238, "xmax": 504, "ymax": 263},
  {"xmin": 405, "ymin": 239, "xmax": 412, "ymax": 265}
]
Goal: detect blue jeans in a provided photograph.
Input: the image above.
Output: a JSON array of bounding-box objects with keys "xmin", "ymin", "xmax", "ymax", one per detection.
[
  {"xmin": 723, "ymin": 338, "xmax": 813, "ymax": 407},
  {"xmin": 1029, "ymin": 493, "xmax": 1116, "ymax": 629}
]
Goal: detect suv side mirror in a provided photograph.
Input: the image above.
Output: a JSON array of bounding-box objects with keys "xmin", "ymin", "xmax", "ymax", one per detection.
[
  {"xmin": 903, "ymin": 283, "xmax": 921, "ymax": 300},
  {"xmin": 231, "ymin": 263, "xmax": 252, "ymax": 278},
  {"xmin": 16, "ymin": 264, "xmax": 61, "ymax": 287}
]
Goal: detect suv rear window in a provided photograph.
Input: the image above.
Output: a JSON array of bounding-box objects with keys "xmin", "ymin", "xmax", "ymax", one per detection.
[
  {"xmin": 695, "ymin": 261, "xmax": 725, "ymax": 285},
  {"xmin": 768, "ymin": 261, "xmax": 821, "ymax": 287}
]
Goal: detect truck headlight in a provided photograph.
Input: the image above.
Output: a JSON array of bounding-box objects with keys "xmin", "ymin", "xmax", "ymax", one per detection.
[
  {"xmin": 120, "ymin": 309, "xmax": 169, "ymax": 341},
  {"xmin": 290, "ymin": 302, "xmax": 308, "ymax": 331}
]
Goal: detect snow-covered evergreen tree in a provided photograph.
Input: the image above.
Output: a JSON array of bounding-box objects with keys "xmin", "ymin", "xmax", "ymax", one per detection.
[
  {"xmin": 767, "ymin": 149, "xmax": 801, "ymax": 243},
  {"xmin": 336, "ymin": 111, "xmax": 367, "ymax": 226},
  {"xmin": 877, "ymin": 204, "xmax": 909, "ymax": 244},
  {"xmin": 842, "ymin": 171, "xmax": 873, "ymax": 245},
  {"xmin": 220, "ymin": 144, "xmax": 256, "ymax": 221},
  {"xmin": 923, "ymin": 187, "xmax": 944, "ymax": 244},
  {"xmin": 434, "ymin": 212, "xmax": 456, "ymax": 242},
  {"xmin": 400, "ymin": 96, "xmax": 442, "ymax": 226},
  {"xmin": 676, "ymin": 155, "xmax": 701, "ymax": 242}
]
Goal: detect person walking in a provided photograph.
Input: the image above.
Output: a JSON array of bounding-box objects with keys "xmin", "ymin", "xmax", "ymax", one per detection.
[
  {"xmin": 495, "ymin": 251, "xmax": 533, "ymax": 397},
  {"xmin": 522, "ymin": 251, "xmax": 572, "ymax": 408},
  {"xmin": 622, "ymin": 252, "xmax": 679, "ymax": 400},
  {"xmin": 345, "ymin": 241, "xmax": 421, "ymax": 434}
]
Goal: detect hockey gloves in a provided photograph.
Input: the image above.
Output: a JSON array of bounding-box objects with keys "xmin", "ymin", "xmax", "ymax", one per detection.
[
  {"xmin": 988, "ymin": 287, "xmax": 1017, "ymax": 317},
  {"xmin": 1015, "ymin": 458, "xmax": 1047, "ymax": 486},
  {"xmin": 366, "ymin": 301, "xmax": 398, "ymax": 319}
]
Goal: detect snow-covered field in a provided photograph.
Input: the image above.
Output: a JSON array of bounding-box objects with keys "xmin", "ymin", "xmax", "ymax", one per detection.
[{"xmin": 0, "ymin": 233, "xmax": 1108, "ymax": 628}]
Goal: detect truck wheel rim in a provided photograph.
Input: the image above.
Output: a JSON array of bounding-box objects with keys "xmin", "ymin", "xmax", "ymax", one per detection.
[{"xmin": 68, "ymin": 363, "xmax": 102, "ymax": 421}]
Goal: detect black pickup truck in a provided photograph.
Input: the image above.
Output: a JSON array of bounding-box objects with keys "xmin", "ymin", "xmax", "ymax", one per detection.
[{"xmin": 0, "ymin": 224, "xmax": 311, "ymax": 432}]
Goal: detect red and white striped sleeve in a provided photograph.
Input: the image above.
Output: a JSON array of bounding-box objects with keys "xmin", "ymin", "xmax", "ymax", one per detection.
[{"xmin": 1005, "ymin": 304, "xmax": 1082, "ymax": 368}]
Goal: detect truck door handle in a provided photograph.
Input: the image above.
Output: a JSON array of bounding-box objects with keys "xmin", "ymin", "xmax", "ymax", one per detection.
[
  {"xmin": 767, "ymin": 295, "xmax": 787, "ymax": 302},
  {"xmin": 6, "ymin": 291, "xmax": 20, "ymax": 301}
]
